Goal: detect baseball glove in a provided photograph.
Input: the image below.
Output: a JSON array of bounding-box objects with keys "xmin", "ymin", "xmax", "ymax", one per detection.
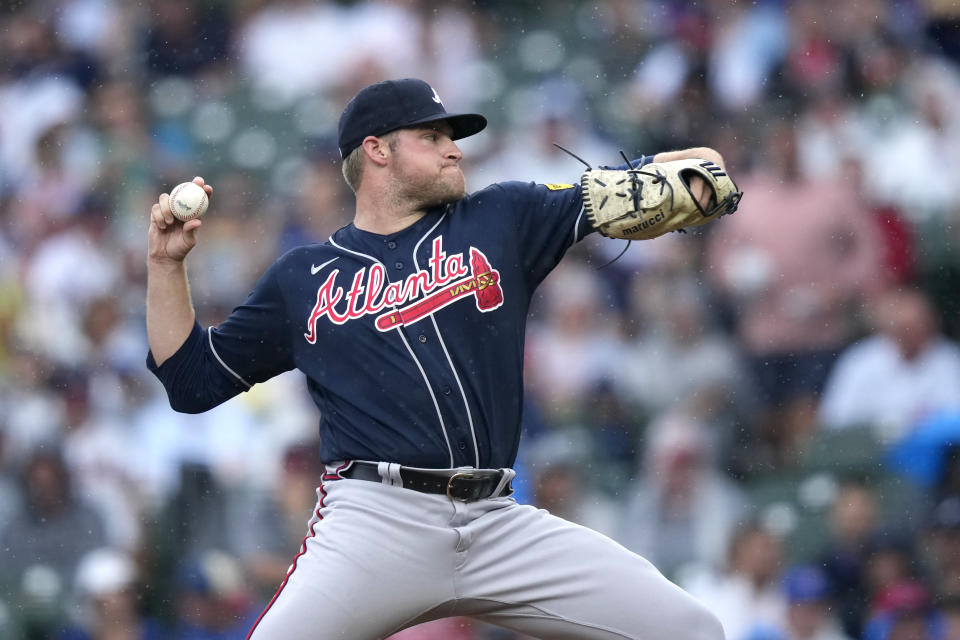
[{"xmin": 581, "ymin": 159, "xmax": 742, "ymax": 240}]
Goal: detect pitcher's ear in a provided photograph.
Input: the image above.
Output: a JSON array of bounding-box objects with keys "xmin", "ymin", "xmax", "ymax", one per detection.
[{"xmin": 362, "ymin": 136, "xmax": 390, "ymax": 166}]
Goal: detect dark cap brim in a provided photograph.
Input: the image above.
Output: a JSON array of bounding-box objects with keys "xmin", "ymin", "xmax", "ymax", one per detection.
[
  {"xmin": 340, "ymin": 113, "xmax": 487, "ymax": 158},
  {"xmin": 399, "ymin": 112, "xmax": 487, "ymax": 141}
]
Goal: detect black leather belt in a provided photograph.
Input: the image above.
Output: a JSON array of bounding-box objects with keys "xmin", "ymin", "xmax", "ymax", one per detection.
[{"xmin": 341, "ymin": 461, "xmax": 512, "ymax": 502}]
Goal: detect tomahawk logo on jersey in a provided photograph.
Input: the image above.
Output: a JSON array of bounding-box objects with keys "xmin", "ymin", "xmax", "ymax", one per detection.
[{"xmin": 303, "ymin": 237, "xmax": 503, "ymax": 340}]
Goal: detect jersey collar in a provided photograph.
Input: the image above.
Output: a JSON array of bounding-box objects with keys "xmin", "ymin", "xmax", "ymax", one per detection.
[{"xmin": 333, "ymin": 205, "xmax": 448, "ymax": 253}]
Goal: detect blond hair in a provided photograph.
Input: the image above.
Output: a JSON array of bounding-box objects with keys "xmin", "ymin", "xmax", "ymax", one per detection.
[
  {"xmin": 340, "ymin": 131, "xmax": 400, "ymax": 193},
  {"xmin": 341, "ymin": 146, "xmax": 364, "ymax": 192}
]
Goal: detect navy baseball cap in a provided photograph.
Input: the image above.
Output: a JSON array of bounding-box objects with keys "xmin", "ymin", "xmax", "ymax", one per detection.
[{"xmin": 337, "ymin": 78, "xmax": 487, "ymax": 158}]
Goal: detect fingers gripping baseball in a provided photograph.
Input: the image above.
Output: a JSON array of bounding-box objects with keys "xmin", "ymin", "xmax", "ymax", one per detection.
[{"xmin": 148, "ymin": 177, "xmax": 212, "ymax": 263}]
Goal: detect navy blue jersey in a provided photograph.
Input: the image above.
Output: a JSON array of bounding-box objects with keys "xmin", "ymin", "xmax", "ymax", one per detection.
[{"xmin": 149, "ymin": 162, "xmax": 646, "ymax": 469}]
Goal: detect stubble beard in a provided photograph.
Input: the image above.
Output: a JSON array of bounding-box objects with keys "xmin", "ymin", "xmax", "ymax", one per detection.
[{"xmin": 392, "ymin": 164, "xmax": 466, "ymax": 210}]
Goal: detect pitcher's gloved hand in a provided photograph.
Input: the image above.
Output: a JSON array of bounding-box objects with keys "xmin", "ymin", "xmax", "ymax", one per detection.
[{"xmin": 581, "ymin": 159, "xmax": 742, "ymax": 240}]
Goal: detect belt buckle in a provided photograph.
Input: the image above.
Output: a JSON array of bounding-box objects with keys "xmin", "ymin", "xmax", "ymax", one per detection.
[{"xmin": 446, "ymin": 472, "xmax": 475, "ymax": 501}]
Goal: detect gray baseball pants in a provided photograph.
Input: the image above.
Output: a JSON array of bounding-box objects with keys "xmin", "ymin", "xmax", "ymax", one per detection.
[{"xmin": 246, "ymin": 466, "xmax": 724, "ymax": 640}]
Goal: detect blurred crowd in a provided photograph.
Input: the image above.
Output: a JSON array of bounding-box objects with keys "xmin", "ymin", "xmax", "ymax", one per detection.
[{"xmin": 3, "ymin": 0, "xmax": 960, "ymax": 638}]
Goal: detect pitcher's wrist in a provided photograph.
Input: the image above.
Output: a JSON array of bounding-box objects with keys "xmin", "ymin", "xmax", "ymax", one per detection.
[{"xmin": 147, "ymin": 255, "xmax": 187, "ymax": 273}]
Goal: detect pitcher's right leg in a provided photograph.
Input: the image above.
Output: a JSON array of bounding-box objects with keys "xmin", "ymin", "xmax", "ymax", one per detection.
[{"xmin": 247, "ymin": 479, "xmax": 459, "ymax": 640}]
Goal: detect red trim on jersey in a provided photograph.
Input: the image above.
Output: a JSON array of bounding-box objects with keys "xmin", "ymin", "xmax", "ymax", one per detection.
[
  {"xmin": 321, "ymin": 460, "xmax": 352, "ymax": 481},
  {"xmin": 245, "ymin": 483, "xmax": 331, "ymax": 639}
]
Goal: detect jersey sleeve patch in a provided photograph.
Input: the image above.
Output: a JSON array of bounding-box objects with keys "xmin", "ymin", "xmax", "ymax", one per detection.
[{"xmin": 543, "ymin": 183, "xmax": 575, "ymax": 191}]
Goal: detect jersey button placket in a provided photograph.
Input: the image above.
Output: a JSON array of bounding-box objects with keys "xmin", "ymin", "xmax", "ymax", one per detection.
[
  {"xmin": 386, "ymin": 241, "xmax": 397, "ymax": 249},
  {"xmin": 394, "ymin": 261, "xmax": 403, "ymax": 270}
]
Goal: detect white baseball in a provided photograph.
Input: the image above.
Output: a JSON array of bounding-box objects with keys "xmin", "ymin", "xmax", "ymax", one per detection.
[{"xmin": 169, "ymin": 181, "xmax": 209, "ymax": 222}]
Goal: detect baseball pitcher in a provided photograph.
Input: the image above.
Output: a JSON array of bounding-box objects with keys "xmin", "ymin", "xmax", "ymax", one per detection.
[{"xmin": 146, "ymin": 78, "xmax": 740, "ymax": 640}]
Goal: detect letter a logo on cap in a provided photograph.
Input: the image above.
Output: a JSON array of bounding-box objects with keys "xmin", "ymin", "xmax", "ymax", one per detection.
[{"xmin": 431, "ymin": 87, "xmax": 443, "ymax": 105}]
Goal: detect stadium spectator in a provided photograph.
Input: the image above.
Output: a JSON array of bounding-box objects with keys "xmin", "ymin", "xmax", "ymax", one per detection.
[
  {"xmin": 0, "ymin": 420, "xmax": 21, "ymax": 543},
  {"xmin": 524, "ymin": 261, "xmax": 625, "ymax": 425},
  {"xmin": 620, "ymin": 409, "xmax": 749, "ymax": 579},
  {"xmin": 681, "ymin": 523, "xmax": 787, "ymax": 640},
  {"xmin": 861, "ymin": 580, "xmax": 947, "ymax": 640},
  {"xmin": 525, "ymin": 429, "xmax": 619, "ymax": 538},
  {"xmin": 231, "ymin": 441, "xmax": 324, "ymax": 600},
  {"xmin": 819, "ymin": 287, "xmax": 960, "ymax": 439},
  {"xmin": 744, "ymin": 565, "xmax": 853, "ymax": 640},
  {"xmin": 705, "ymin": 119, "xmax": 886, "ymax": 465},
  {"xmin": 169, "ymin": 550, "xmax": 261, "ymax": 640},
  {"xmin": 818, "ymin": 481, "xmax": 882, "ymax": 638},
  {"xmin": 57, "ymin": 547, "xmax": 167, "ymax": 640},
  {"xmin": 922, "ymin": 496, "xmax": 960, "ymax": 600},
  {"xmin": 0, "ymin": 446, "xmax": 109, "ymax": 635},
  {"xmin": 860, "ymin": 534, "xmax": 926, "ymax": 627},
  {"xmin": 617, "ymin": 272, "xmax": 753, "ymax": 417}
]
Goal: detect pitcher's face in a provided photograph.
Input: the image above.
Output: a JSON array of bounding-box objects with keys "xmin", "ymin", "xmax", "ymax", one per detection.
[{"xmin": 387, "ymin": 122, "xmax": 466, "ymax": 207}]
